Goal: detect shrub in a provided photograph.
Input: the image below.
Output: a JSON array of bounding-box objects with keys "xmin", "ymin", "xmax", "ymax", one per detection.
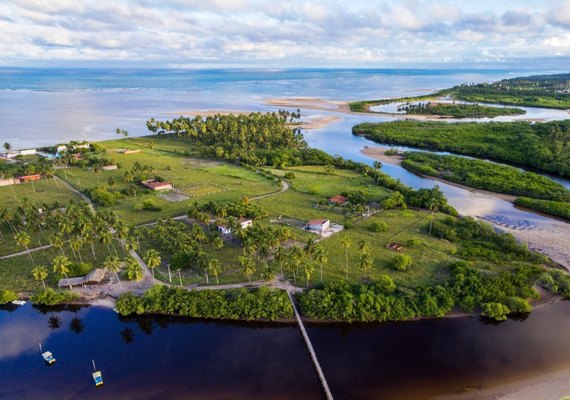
[
  {"xmin": 481, "ymin": 302, "xmax": 510, "ymax": 321},
  {"xmin": 506, "ymin": 297, "xmax": 532, "ymax": 314},
  {"xmin": 284, "ymin": 172, "xmax": 296, "ymax": 179},
  {"xmin": 68, "ymin": 262, "xmax": 93, "ymax": 278},
  {"xmin": 31, "ymin": 288, "xmax": 79, "ymax": 306},
  {"xmin": 392, "ymin": 254, "xmax": 412, "ymax": 271},
  {"xmin": 369, "ymin": 221, "xmax": 388, "ymax": 232},
  {"xmin": 142, "ymin": 199, "xmax": 162, "ymax": 212},
  {"xmin": 0, "ymin": 289, "xmax": 18, "ymax": 304},
  {"xmin": 384, "ymin": 149, "xmax": 398, "ymax": 156}
]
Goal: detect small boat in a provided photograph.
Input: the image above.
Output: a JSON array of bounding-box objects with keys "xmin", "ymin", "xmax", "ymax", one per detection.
[
  {"xmin": 92, "ymin": 359, "xmax": 103, "ymax": 387},
  {"xmin": 11, "ymin": 300, "xmax": 26, "ymax": 305},
  {"xmin": 39, "ymin": 343, "xmax": 55, "ymax": 365}
]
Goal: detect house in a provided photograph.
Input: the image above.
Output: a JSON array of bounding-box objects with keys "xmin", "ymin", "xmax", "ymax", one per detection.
[
  {"xmin": 141, "ymin": 179, "xmax": 173, "ymax": 191},
  {"xmin": 0, "ymin": 178, "xmax": 18, "ymax": 187},
  {"xmin": 18, "ymin": 174, "xmax": 41, "ymax": 182},
  {"xmin": 217, "ymin": 218, "xmax": 252, "ymax": 235},
  {"xmin": 305, "ymin": 219, "xmax": 330, "ymax": 233},
  {"xmin": 57, "ymin": 268, "xmax": 106, "ymax": 288},
  {"xmin": 386, "ymin": 242, "xmax": 403, "ymax": 252},
  {"xmin": 2, "ymin": 149, "xmax": 36, "ymax": 158},
  {"xmin": 102, "ymin": 164, "xmax": 118, "ymax": 171},
  {"xmin": 329, "ymin": 195, "xmax": 348, "ymax": 205},
  {"xmin": 56, "ymin": 145, "xmax": 68, "ymax": 154},
  {"xmin": 217, "ymin": 224, "xmax": 232, "ymax": 235},
  {"xmin": 239, "ymin": 218, "xmax": 253, "ymax": 229}
]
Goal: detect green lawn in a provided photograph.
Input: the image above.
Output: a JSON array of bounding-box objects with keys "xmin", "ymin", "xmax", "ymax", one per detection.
[
  {"xmin": 0, "ymin": 178, "xmax": 81, "ymax": 209},
  {"xmin": 56, "ymin": 138, "xmax": 280, "ymax": 225}
]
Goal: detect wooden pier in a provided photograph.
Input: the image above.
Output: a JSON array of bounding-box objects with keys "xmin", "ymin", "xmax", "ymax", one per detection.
[{"xmin": 287, "ymin": 292, "xmax": 334, "ymax": 400}]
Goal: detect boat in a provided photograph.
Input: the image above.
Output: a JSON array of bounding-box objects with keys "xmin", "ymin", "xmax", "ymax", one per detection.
[
  {"xmin": 92, "ymin": 359, "xmax": 103, "ymax": 387},
  {"xmin": 11, "ymin": 300, "xmax": 26, "ymax": 305},
  {"xmin": 39, "ymin": 343, "xmax": 55, "ymax": 365}
]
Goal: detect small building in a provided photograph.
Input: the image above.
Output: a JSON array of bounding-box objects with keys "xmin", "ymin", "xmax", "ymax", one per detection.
[
  {"xmin": 217, "ymin": 224, "xmax": 232, "ymax": 235},
  {"xmin": 239, "ymin": 218, "xmax": 253, "ymax": 229},
  {"xmin": 102, "ymin": 164, "xmax": 118, "ymax": 171},
  {"xmin": 386, "ymin": 242, "xmax": 403, "ymax": 252},
  {"xmin": 57, "ymin": 277, "xmax": 85, "ymax": 288},
  {"xmin": 0, "ymin": 178, "xmax": 18, "ymax": 187},
  {"xmin": 123, "ymin": 149, "xmax": 141, "ymax": 154},
  {"xmin": 142, "ymin": 179, "xmax": 173, "ymax": 191},
  {"xmin": 305, "ymin": 219, "xmax": 330, "ymax": 233},
  {"xmin": 84, "ymin": 268, "xmax": 106, "ymax": 284},
  {"xmin": 329, "ymin": 195, "xmax": 348, "ymax": 205},
  {"xmin": 56, "ymin": 145, "xmax": 68, "ymax": 154},
  {"xmin": 2, "ymin": 149, "xmax": 36, "ymax": 158},
  {"xmin": 18, "ymin": 174, "xmax": 41, "ymax": 182}
]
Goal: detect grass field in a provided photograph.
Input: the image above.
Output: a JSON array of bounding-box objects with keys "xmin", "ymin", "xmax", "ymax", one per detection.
[
  {"xmin": 0, "ymin": 178, "xmax": 81, "ymax": 209},
  {"xmin": 56, "ymin": 138, "xmax": 280, "ymax": 225}
]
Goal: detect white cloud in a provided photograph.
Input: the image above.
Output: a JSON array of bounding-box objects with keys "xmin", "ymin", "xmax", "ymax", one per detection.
[{"xmin": 0, "ymin": 0, "xmax": 568, "ymax": 66}]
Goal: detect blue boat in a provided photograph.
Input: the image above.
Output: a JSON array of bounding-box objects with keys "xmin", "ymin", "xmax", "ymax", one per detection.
[{"xmin": 92, "ymin": 360, "xmax": 103, "ymax": 387}]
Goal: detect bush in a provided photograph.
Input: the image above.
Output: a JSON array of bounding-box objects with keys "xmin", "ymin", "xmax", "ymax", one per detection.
[
  {"xmin": 481, "ymin": 302, "xmax": 510, "ymax": 321},
  {"xmin": 392, "ymin": 254, "xmax": 412, "ymax": 271},
  {"xmin": 0, "ymin": 289, "xmax": 18, "ymax": 304},
  {"xmin": 384, "ymin": 149, "xmax": 398, "ymax": 156},
  {"xmin": 142, "ymin": 199, "xmax": 162, "ymax": 212},
  {"xmin": 284, "ymin": 172, "xmax": 296, "ymax": 179},
  {"xmin": 369, "ymin": 221, "xmax": 388, "ymax": 232},
  {"xmin": 68, "ymin": 262, "xmax": 93, "ymax": 278},
  {"xmin": 31, "ymin": 288, "xmax": 79, "ymax": 306},
  {"xmin": 506, "ymin": 297, "xmax": 532, "ymax": 314},
  {"xmin": 90, "ymin": 186, "xmax": 117, "ymax": 206}
]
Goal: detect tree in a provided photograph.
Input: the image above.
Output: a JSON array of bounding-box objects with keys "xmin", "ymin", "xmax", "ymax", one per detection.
[
  {"xmin": 208, "ymin": 258, "xmax": 221, "ymax": 284},
  {"xmin": 144, "ymin": 249, "xmax": 161, "ymax": 279},
  {"xmin": 3, "ymin": 142, "xmax": 11, "ymax": 154},
  {"xmin": 481, "ymin": 302, "xmax": 510, "ymax": 321},
  {"xmin": 392, "ymin": 254, "xmax": 412, "ymax": 272},
  {"xmin": 14, "ymin": 231, "xmax": 34, "ymax": 264},
  {"xmin": 359, "ymin": 252, "xmax": 373, "ymax": 275},
  {"xmin": 340, "ymin": 238, "xmax": 352, "ymax": 278},
  {"xmin": 116, "ymin": 128, "xmax": 129, "ymax": 141},
  {"xmin": 32, "ymin": 265, "xmax": 48, "ymax": 290},
  {"xmin": 103, "ymin": 255, "xmax": 123, "ymax": 289},
  {"xmin": 324, "ymin": 163, "xmax": 334, "ymax": 176},
  {"xmin": 126, "ymin": 256, "xmax": 143, "ymax": 288},
  {"xmin": 239, "ymin": 256, "xmax": 255, "ymax": 282},
  {"xmin": 51, "ymin": 233, "xmax": 66, "ymax": 257},
  {"xmin": 52, "ymin": 255, "xmax": 72, "ymax": 290},
  {"xmin": 313, "ymin": 245, "xmax": 328, "ymax": 282},
  {"xmin": 304, "ymin": 263, "xmax": 315, "ymax": 288},
  {"xmin": 304, "ymin": 237, "xmax": 317, "ymax": 257},
  {"xmin": 68, "ymin": 236, "xmax": 84, "ymax": 262}
]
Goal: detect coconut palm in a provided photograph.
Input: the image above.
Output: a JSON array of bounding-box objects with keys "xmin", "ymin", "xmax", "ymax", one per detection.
[
  {"xmin": 341, "ymin": 238, "xmax": 352, "ymax": 278},
  {"xmin": 124, "ymin": 236, "xmax": 139, "ymax": 253},
  {"xmin": 193, "ymin": 250, "xmax": 209, "ymax": 283},
  {"xmin": 103, "ymin": 255, "xmax": 123, "ymax": 289},
  {"xmin": 14, "ymin": 231, "xmax": 34, "ymax": 264},
  {"xmin": 304, "ymin": 237, "xmax": 318, "ymax": 257},
  {"xmin": 313, "ymin": 245, "xmax": 328, "ymax": 282},
  {"xmin": 143, "ymin": 249, "xmax": 161, "ymax": 279},
  {"xmin": 68, "ymin": 236, "xmax": 84, "ymax": 262},
  {"xmin": 52, "ymin": 255, "xmax": 72, "ymax": 290},
  {"xmin": 359, "ymin": 251, "xmax": 373, "ymax": 275},
  {"xmin": 304, "ymin": 263, "xmax": 315, "ymax": 288},
  {"xmin": 32, "ymin": 265, "xmax": 48, "ymax": 290},
  {"xmin": 50, "ymin": 233, "xmax": 66, "ymax": 257},
  {"xmin": 238, "ymin": 255, "xmax": 255, "ymax": 282},
  {"xmin": 125, "ymin": 256, "xmax": 143, "ymax": 288},
  {"xmin": 98, "ymin": 229, "xmax": 114, "ymax": 255},
  {"xmin": 207, "ymin": 258, "xmax": 221, "ymax": 284}
]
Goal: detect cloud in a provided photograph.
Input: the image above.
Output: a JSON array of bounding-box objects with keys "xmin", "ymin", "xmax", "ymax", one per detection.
[{"xmin": 0, "ymin": 0, "xmax": 568, "ymax": 66}]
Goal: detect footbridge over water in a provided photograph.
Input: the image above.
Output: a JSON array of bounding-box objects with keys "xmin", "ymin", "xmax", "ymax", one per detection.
[{"xmin": 287, "ymin": 292, "xmax": 334, "ymax": 400}]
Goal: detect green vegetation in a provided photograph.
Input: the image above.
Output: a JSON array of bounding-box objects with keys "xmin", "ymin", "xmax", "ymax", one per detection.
[
  {"xmin": 514, "ymin": 197, "xmax": 570, "ymax": 221},
  {"xmin": 299, "ymin": 263, "xmax": 539, "ymax": 322},
  {"xmin": 30, "ymin": 288, "xmax": 79, "ymax": 306},
  {"xmin": 449, "ymin": 73, "xmax": 570, "ymax": 109},
  {"xmin": 397, "ymin": 102, "xmax": 525, "ymax": 118},
  {"xmin": 353, "ymin": 120, "xmax": 570, "ymax": 177},
  {"xmin": 0, "ymin": 289, "xmax": 18, "ymax": 304},
  {"xmin": 349, "ymin": 94, "xmax": 437, "ymax": 113},
  {"xmin": 402, "ymin": 152, "xmax": 570, "ymax": 201},
  {"xmin": 392, "ymin": 254, "xmax": 412, "ymax": 271},
  {"xmin": 116, "ymin": 285, "xmax": 293, "ymax": 321}
]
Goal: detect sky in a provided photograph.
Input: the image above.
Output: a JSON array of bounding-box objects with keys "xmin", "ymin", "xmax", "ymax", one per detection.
[{"xmin": 0, "ymin": 0, "xmax": 569, "ymax": 68}]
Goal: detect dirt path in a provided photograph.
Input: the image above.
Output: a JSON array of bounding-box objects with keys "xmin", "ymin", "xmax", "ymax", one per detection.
[{"xmin": 250, "ymin": 179, "xmax": 289, "ymax": 200}]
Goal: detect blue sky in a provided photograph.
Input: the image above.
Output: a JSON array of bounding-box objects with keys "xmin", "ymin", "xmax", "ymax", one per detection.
[{"xmin": 0, "ymin": 0, "xmax": 569, "ymax": 68}]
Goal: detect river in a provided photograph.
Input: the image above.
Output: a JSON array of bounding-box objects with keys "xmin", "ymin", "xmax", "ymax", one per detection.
[{"xmin": 1, "ymin": 68, "xmax": 570, "ymax": 398}]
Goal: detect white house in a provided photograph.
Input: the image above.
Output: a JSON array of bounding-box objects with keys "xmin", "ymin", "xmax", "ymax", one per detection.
[
  {"xmin": 217, "ymin": 225, "xmax": 232, "ymax": 235},
  {"xmin": 305, "ymin": 219, "xmax": 330, "ymax": 233},
  {"xmin": 217, "ymin": 218, "xmax": 252, "ymax": 235}
]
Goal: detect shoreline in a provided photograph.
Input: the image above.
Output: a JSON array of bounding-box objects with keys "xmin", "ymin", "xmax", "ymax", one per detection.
[
  {"xmin": 361, "ymin": 146, "xmax": 518, "ymax": 202},
  {"xmin": 166, "ymin": 108, "xmax": 340, "ymax": 130}
]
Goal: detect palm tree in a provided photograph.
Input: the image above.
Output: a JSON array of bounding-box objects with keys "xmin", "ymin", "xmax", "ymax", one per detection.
[
  {"xmin": 324, "ymin": 163, "xmax": 334, "ymax": 176},
  {"xmin": 3, "ymin": 142, "xmax": 11, "ymax": 155},
  {"xmin": 98, "ymin": 229, "xmax": 114, "ymax": 255},
  {"xmin": 48, "ymin": 314, "xmax": 62, "ymax": 330},
  {"xmin": 50, "ymin": 233, "xmax": 66, "ymax": 257},
  {"xmin": 68, "ymin": 236, "xmax": 83, "ymax": 262},
  {"xmin": 143, "ymin": 249, "xmax": 161, "ymax": 279},
  {"xmin": 124, "ymin": 236, "xmax": 139, "ymax": 253},
  {"xmin": 193, "ymin": 250, "xmax": 209, "ymax": 284},
  {"xmin": 208, "ymin": 258, "xmax": 221, "ymax": 284},
  {"xmin": 359, "ymin": 251, "xmax": 373, "ymax": 276},
  {"xmin": 304, "ymin": 237, "xmax": 317, "ymax": 257},
  {"xmin": 313, "ymin": 245, "xmax": 328, "ymax": 282},
  {"xmin": 304, "ymin": 263, "xmax": 315, "ymax": 288},
  {"xmin": 103, "ymin": 255, "xmax": 123, "ymax": 289},
  {"xmin": 32, "ymin": 265, "xmax": 48, "ymax": 290},
  {"xmin": 358, "ymin": 240, "xmax": 369, "ymax": 253},
  {"xmin": 341, "ymin": 238, "xmax": 352, "ymax": 278},
  {"xmin": 14, "ymin": 231, "xmax": 34, "ymax": 264},
  {"xmin": 273, "ymin": 245, "xmax": 287, "ymax": 276},
  {"xmin": 238, "ymin": 255, "xmax": 255, "ymax": 282},
  {"xmin": 52, "ymin": 255, "xmax": 72, "ymax": 290},
  {"xmin": 125, "ymin": 256, "xmax": 143, "ymax": 288}
]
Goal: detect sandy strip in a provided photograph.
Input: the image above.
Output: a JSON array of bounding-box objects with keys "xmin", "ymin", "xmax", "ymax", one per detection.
[
  {"xmin": 265, "ymin": 97, "xmax": 350, "ymax": 113},
  {"xmin": 361, "ymin": 146, "xmax": 518, "ymax": 202},
  {"xmin": 297, "ymin": 115, "xmax": 341, "ymax": 130},
  {"xmin": 440, "ymin": 367, "xmax": 570, "ymax": 400},
  {"xmin": 166, "ymin": 109, "xmax": 253, "ymax": 117}
]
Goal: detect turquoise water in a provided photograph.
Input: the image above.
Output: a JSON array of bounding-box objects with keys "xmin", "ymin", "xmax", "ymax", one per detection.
[{"xmin": 0, "ymin": 68, "xmax": 540, "ymax": 148}]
